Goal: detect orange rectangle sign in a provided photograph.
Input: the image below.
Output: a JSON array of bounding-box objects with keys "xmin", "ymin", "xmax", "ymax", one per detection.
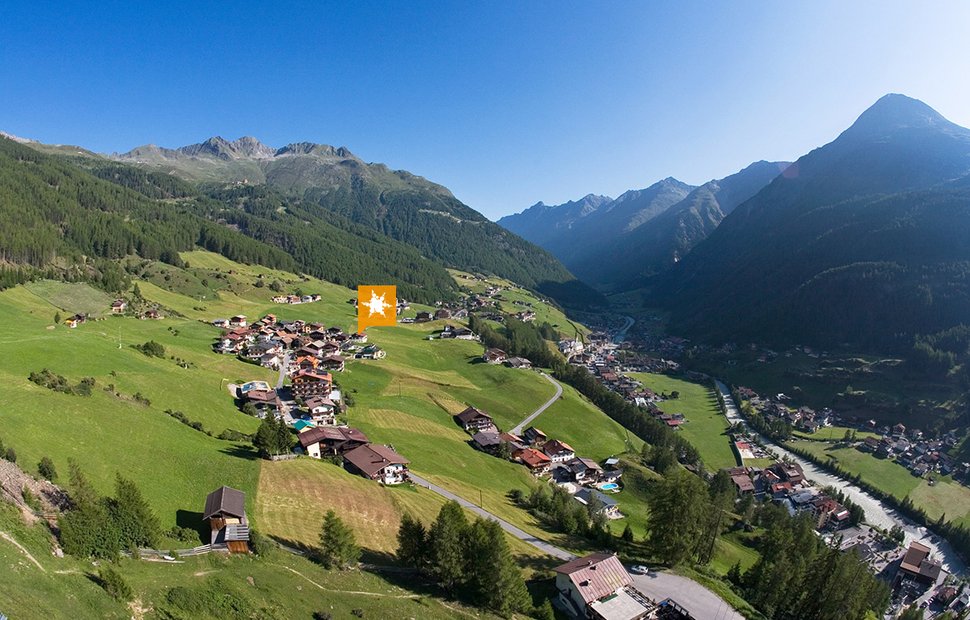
[{"xmin": 357, "ymin": 285, "xmax": 397, "ymax": 332}]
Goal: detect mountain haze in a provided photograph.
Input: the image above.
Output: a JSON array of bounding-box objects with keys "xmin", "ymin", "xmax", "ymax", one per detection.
[
  {"xmin": 664, "ymin": 94, "xmax": 970, "ymax": 349},
  {"xmin": 499, "ymin": 164, "xmax": 787, "ymax": 290}
]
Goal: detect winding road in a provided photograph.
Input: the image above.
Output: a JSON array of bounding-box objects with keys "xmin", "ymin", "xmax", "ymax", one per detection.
[{"xmin": 510, "ymin": 372, "xmax": 563, "ymax": 435}]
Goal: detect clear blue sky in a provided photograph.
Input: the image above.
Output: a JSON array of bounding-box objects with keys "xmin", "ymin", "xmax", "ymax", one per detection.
[{"xmin": 2, "ymin": 2, "xmax": 969, "ymax": 219}]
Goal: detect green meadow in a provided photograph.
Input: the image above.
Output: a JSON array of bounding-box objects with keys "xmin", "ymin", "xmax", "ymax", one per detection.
[
  {"xmin": 626, "ymin": 372, "xmax": 738, "ymax": 470},
  {"xmin": 790, "ymin": 439, "xmax": 970, "ymax": 527}
]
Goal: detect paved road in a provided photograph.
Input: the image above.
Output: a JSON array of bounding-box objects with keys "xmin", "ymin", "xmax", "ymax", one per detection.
[
  {"xmin": 275, "ymin": 351, "xmax": 291, "ymax": 389},
  {"xmin": 630, "ymin": 572, "xmax": 743, "ymax": 620},
  {"xmin": 510, "ymin": 372, "xmax": 564, "ymax": 436},
  {"xmin": 408, "ymin": 473, "xmax": 575, "ymax": 561}
]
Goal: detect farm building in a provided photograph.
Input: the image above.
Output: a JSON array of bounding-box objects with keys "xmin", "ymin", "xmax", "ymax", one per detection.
[{"xmin": 203, "ymin": 486, "xmax": 250, "ymax": 554}]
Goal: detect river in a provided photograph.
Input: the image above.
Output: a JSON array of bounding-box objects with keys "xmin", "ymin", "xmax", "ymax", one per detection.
[{"xmin": 715, "ymin": 380, "xmax": 965, "ymax": 574}]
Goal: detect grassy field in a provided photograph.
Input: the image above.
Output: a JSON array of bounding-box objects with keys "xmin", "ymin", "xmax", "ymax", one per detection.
[
  {"xmin": 792, "ymin": 425, "xmax": 882, "ymax": 442},
  {"xmin": 0, "ymin": 502, "xmax": 500, "ymax": 619},
  {"xmin": 447, "ymin": 268, "xmax": 589, "ymax": 339},
  {"xmin": 789, "ymin": 440, "xmax": 970, "ymax": 526},
  {"xmin": 24, "ymin": 280, "xmax": 115, "ymax": 318},
  {"xmin": 0, "ymin": 285, "xmax": 262, "ymax": 534},
  {"xmin": 626, "ymin": 372, "xmax": 738, "ymax": 470}
]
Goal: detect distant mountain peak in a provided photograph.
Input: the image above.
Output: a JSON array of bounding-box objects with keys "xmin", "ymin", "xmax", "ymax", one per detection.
[
  {"xmin": 0, "ymin": 130, "xmax": 31, "ymax": 144},
  {"xmin": 275, "ymin": 142, "xmax": 357, "ymax": 159},
  {"xmin": 843, "ymin": 93, "xmax": 965, "ymax": 140}
]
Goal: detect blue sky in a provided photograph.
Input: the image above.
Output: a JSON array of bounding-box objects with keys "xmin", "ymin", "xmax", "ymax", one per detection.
[{"xmin": 2, "ymin": 2, "xmax": 969, "ymax": 219}]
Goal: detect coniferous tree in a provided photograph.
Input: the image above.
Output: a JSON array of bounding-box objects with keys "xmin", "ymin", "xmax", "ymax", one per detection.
[
  {"xmin": 58, "ymin": 460, "xmax": 121, "ymax": 559},
  {"xmin": 396, "ymin": 512, "xmax": 427, "ymax": 569},
  {"xmin": 318, "ymin": 510, "xmax": 359, "ymax": 569},
  {"xmin": 427, "ymin": 501, "xmax": 468, "ymax": 589},
  {"xmin": 109, "ymin": 474, "xmax": 161, "ymax": 549},
  {"xmin": 464, "ymin": 518, "xmax": 531, "ymax": 615},
  {"xmin": 38, "ymin": 456, "xmax": 57, "ymax": 481},
  {"xmin": 647, "ymin": 469, "xmax": 710, "ymax": 565}
]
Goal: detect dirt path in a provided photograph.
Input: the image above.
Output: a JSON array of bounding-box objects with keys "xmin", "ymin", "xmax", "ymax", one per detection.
[
  {"xmin": 277, "ymin": 564, "xmax": 421, "ymax": 599},
  {"xmin": 0, "ymin": 530, "xmax": 46, "ymax": 571}
]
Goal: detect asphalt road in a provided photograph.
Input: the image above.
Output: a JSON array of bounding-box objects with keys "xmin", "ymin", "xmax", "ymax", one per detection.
[
  {"xmin": 630, "ymin": 571, "xmax": 743, "ymax": 620},
  {"xmin": 510, "ymin": 372, "xmax": 564, "ymax": 436},
  {"xmin": 408, "ymin": 472, "xmax": 575, "ymax": 561}
]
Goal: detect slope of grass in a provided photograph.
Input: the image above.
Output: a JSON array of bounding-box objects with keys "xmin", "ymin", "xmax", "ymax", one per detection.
[
  {"xmin": 0, "ymin": 284, "xmax": 262, "ymax": 530},
  {"xmin": 790, "ymin": 439, "xmax": 970, "ymax": 525},
  {"xmin": 627, "ymin": 372, "xmax": 737, "ymax": 469},
  {"xmin": 24, "ymin": 280, "xmax": 115, "ymax": 318},
  {"xmin": 0, "ymin": 502, "xmax": 499, "ymax": 619},
  {"xmin": 0, "ymin": 503, "xmax": 126, "ymax": 619}
]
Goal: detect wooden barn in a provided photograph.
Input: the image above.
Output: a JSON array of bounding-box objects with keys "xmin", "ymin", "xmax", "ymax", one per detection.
[{"xmin": 203, "ymin": 486, "xmax": 250, "ymax": 554}]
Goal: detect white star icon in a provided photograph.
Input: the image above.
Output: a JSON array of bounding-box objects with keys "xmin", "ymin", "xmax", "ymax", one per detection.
[{"xmin": 362, "ymin": 290, "xmax": 391, "ymax": 317}]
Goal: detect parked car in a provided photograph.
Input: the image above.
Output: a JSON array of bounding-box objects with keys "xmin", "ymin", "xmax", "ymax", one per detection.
[{"xmin": 630, "ymin": 565, "xmax": 650, "ymax": 575}]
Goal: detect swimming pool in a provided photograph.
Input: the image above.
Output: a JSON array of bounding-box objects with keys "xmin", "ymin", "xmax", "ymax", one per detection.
[{"xmin": 600, "ymin": 483, "xmax": 619, "ymax": 491}]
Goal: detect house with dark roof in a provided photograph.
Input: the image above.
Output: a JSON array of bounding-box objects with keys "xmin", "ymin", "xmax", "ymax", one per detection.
[
  {"xmin": 203, "ymin": 486, "xmax": 250, "ymax": 554},
  {"xmin": 543, "ymin": 439, "xmax": 576, "ymax": 463},
  {"xmin": 553, "ymin": 552, "xmax": 652, "ymax": 619},
  {"xmin": 524, "ymin": 426, "xmax": 548, "ymax": 445},
  {"xmin": 567, "ymin": 457, "xmax": 604, "ymax": 485},
  {"xmin": 896, "ymin": 541, "xmax": 943, "ymax": 586},
  {"xmin": 483, "ymin": 347, "xmax": 508, "ymax": 364},
  {"xmin": 305, "ymin": 395, "xmax": 337, "ymax": 425},
  {"xmin": 471, "ymin": 430, "xmax": 502, "ymax": 453},
  {"xmin": 343, "ymin": 444, "xmax": 410, "ymax": 485},
  {"xmin": 298, "ymin": 426, "xmax": 369, "ymax": 458},
  {"xmin": 454, "ymin": 406, "xmax": 495, "ymax": 432},
  {"xmin": 574, "ymin": 488, "xmax": 621, "ymax": 519}
]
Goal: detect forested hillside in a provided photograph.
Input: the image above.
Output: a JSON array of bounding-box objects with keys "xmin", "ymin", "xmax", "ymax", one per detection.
[
  {"xmin": 115, "ymin": 137, "xmax": 603, "ymax": 307},
  {"xmin": 0, "ymin": 137, "xmax": 457, "ymax": 302},
  {"xmin": 499, "ymin": 164, "xmax": 785, "ymax": 291},
  {"xmin": 663, "ymin": 94, "xmax": 970, "ymax": 351}
]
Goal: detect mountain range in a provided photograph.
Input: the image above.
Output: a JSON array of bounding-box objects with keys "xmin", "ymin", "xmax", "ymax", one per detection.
[
  {"xmin": 499, "ymin": 162, "xmax": 788, "ymax": 290},
  {"xmin": 112, "ymin": 137, "xmax": 602, "ymax": 306},
  {"xmin": 663, "ymin": 94, "xmax": 970, "ymax": 350},
  {"xmin": 0, "ymin": 133, "xmax": 601, "ymax": 307},
  {"xmin": 502, "ymin": 93, "xmax": 970, "ymax": 352}
]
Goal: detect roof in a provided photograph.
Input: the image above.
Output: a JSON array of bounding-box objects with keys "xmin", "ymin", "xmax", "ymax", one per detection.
[
  {"xmin": 901, "ymin": 541, "xmax": 931, "ymax": 573},
  {"xmin": 298, "ymin": 426, "xmax": 369, "ymax": 448},
  {"xmin": 575, "ymin": 488, "xmax": 618, "ymax": 509},
  {"xmin": 455, "ymin": 406, "xmax": 492, "ymax": 424},
  {"xmin": 554, "ymin": 553, "xmax": 632, "ymax": 604},
  {"xmin": 293, "ymin": 420, "xmax": 316, "ymax": 431},
  {"xmin": 518, "ymin": 448, "xmax": 552, "ymax": 468},
  {"xmin": 293, "ymin": 370, "xmax": 333, "ymax": 383},
  {"xmin": 543, "ymin": 439, "xmax": 575, "ymax": 455},
  {"xmin": 306, "ymin": 396, "xmax": 336, "ymax": 409},
  {"xmin": 731, "ymin": 474, "xmax": 755, "ymax": 492},
  {"xmin": 569, "ymin": 457, "xmax": 603, "ymax": 472},
  {"xmin": 472, "ymin": 431, "xmax": 502, "ymax": 447},
  {"xmin": 589, "ymin": 589, "xmax": 651, "ymax": 620},
  {"xmin": 203, "ymin": 486, "xmax": 246, "ymax": 520},
  {"xmin": 343, "ymin": 444, "xmax": 409, "ymax": 477}
]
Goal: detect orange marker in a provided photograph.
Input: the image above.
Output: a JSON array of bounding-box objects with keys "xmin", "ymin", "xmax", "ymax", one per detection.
[{"xmin": 357, "ymin": 285, "xmax": 397, "ymax": 332}]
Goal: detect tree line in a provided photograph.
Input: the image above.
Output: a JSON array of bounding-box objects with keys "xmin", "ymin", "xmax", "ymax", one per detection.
[
  {"xmin": 396, "ymin": 502, "xmax": 537, "ymax": 618},
  {"xmin": 58, "ymin": 460, "xmax": 162, "ymax": 558}
]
